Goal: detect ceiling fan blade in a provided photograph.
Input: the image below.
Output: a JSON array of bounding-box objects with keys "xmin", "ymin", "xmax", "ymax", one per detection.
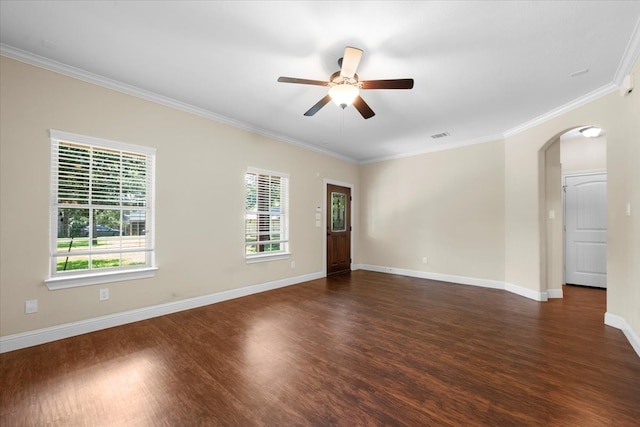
[
  {"xmin": 352, "ymin": 96, "xmax": 375, "ymax": 119},
  {"xmin": 304, "ymin": 95, "xmax": 332, "ymax": 116},
  {"xmin": 360, "ymin": 79, "xmax": 414, "ymax": 90},
  {"xmin": 340, "ymin": 47, "xmax": 363, "ymax": 79},
  {"xmin": 278, "ymin": 77, "xmax": 329, "ymax": 86}
]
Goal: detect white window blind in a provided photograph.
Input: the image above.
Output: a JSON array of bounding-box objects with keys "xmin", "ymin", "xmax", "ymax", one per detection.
[
  {"xmin": 48, "ymin": 130, "xmax": 156, "ymax": 287},
  {"xmin": 245, "ymin": 168, "xmax": 289, "ymax": 260}
]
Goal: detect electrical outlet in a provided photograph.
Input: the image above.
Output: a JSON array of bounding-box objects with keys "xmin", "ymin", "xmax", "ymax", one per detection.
[
  {"xmin": 25, "ymin": 299, "xmax": 38, "ymax": 314},
  {"xmin": 422, "ymin": 256, "xmax": 428, "ymax": 264},
  {"xmin": 99, "ymin": 288, "xmax": 109, "ymax": 301},
  {"xmin": 291, "ymin": 261, "xmax": 296, "ymax": 269}
]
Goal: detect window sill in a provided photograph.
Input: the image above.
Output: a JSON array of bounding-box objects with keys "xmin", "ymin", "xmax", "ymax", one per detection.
[
  {"xmin": 44, "ymin": 267, "xmax": 158, "ymax": 290},
  {"xmin": 245, "ymin": 252, "xmax": 291, "ymax": 264}
]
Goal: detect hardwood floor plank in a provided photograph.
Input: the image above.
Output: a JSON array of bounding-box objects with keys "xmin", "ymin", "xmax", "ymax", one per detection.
[{"xmin": 1, "ymin": 272, "xmax": 639, "ymax": 426}]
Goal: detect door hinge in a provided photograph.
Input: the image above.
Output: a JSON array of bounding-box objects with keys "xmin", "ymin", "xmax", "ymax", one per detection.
[
  {"xmin": 350, "ymin": 196, "xmax": 353, "ymax": 201},
  {"xmin": 350, "ymin": 225, "xmax": 352, "ymax": 231}
]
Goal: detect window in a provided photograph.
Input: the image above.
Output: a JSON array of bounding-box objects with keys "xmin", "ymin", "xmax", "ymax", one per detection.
[
  {"xmin": 245, "ymin": 168, "xmax": 289, "ymax": 262},
  {"xmin": 47, "ymin": 130, "xmax": 156, "ymax": 289}
]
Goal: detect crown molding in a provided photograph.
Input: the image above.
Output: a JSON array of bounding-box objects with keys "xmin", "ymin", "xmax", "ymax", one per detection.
[
  {"xmin": 614, "ymin": 16, "xmax": 640, "ymax": 86},
  {"xmin": 0, "ymin": 44, "xmax": 357, "ymax": 165},
  {"xmin": 358, "ymin": 133, "xmax": 505, "ymax": 165},
  {"xmin": 504, "ymin": 16, "xmax": 640, "ymax": 139},
  {"xmin": 501, "ymin": 83, "xmax": 617, "ymax": 138},
  {"xmin": 1, "ymin": 34, "xmax": 634, "ymax": 164}
]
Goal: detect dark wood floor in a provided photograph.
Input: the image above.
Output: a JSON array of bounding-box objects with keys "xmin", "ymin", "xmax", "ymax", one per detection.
[{"xmin": 1, "ymin": 271, "xmax": 639, "ymax": 426}]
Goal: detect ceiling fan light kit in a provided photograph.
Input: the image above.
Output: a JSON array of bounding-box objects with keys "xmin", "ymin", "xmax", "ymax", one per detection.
[
  {"xmin": 328, "ymin": 83, "xmax": 360, "ymax": 108},
  {"xmin": 278, "ymin": 46, "xmax": 414, "ymax": 119}
]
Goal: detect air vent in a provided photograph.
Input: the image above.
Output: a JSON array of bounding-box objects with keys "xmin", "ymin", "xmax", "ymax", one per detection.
[
  {"xmin": 430, "ymin": 132, "xmax": 450, "ymax": 139},
  {"xmin": 570, "ymin": 68, "xmax": 589, "ymax": 78}
]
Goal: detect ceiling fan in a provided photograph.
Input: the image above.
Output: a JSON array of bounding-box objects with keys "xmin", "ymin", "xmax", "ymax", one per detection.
[{"xmin": 277, "ymin": 46, "xmax": 414, "ymax": 119}]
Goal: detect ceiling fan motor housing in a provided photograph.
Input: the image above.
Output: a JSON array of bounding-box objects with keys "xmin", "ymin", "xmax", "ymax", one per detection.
[{"xmin": 329, "ymin": 71, "xmax": 359, "ymax": 86}]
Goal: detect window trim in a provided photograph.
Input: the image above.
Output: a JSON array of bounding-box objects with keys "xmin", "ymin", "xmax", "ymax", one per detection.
[
  {"xmin": 44, "ymin": 267, "xmax": 158, "ymax": 290},
  {"xmin": 46, "ymin": 130, "xmax": 156, "ymax": 289},
  {"xmin": 245, "ymin": 167, "xmax": 290, "ymax": 263}
]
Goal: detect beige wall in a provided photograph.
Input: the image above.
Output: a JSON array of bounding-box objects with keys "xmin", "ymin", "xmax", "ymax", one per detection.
[
  {"xmin": 358, "ymin": 140, "xmax": 506, "ymax": 282},
  {"xmin": 359, "ymin": 58, "xmax": 638, "ymax": 341},
  {"xmin": 561, "ymin": 134, "xmax": 607, "ymax": 174},
  {"xmin": 2, "ymin": 53, "xmax": 638, "ymax": 347},
  {"xmin": 544, "ymin": 139, "xmax": 563, "ymax": 292},
  {"xmin": 0, "ymin": 56, "xmax": 359, "ymax": 336},
  {"xmin": 505, "ymin": 56, "xmax": 640, "ymax": 337}
]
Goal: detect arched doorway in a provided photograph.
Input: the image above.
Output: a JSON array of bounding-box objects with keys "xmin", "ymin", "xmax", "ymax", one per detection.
[{"xmin": 541, "ymin": 126, "xmax": 607, "ymax": 297}]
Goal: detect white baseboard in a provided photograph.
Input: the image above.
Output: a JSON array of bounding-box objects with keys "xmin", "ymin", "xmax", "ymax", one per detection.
[
  {"xmin": 355, "ymin": 265, "xmax": 639, "ymax": 358},
  {"xmin": 504, "ymin": 282, "xmax": 548, "ymax": 301},
  {"xmin": 604, "ymin": 312, "xmax": 640, "ymax": 358},
  {"xmin": 354, "ymin": 264, "xmax": 547, "ymax": 301},
  {"xmin": 0, "ymin": 271, "xmax": 324, "ymax": 353},
  {"xmin": 10, "ymin": 268, "xmax": 634, "ymax": 358},
  {"xmin": 547, "ymin": 288, "xmax": 564, "ymax": 298}
]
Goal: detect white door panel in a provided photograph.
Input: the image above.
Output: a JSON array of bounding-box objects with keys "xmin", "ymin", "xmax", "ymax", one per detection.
[{"xmin": 564, "ymin": 173, "xmax": 607, "ymax": 288}]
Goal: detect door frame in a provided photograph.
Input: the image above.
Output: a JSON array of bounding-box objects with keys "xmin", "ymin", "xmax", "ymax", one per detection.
[{"xmin": 323, "ymin": 179, "xmax": 355, "ymax": 276}]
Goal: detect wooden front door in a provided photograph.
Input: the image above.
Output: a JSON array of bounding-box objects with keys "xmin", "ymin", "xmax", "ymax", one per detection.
[{"xmin": 326, "ymin": 184, "xmax": 351, "ymax": 275}]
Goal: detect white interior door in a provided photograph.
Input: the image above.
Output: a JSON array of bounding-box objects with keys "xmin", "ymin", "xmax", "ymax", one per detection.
[{"xmin": 564, "ymin": 173, "xmax": 607, "ymax": 288}]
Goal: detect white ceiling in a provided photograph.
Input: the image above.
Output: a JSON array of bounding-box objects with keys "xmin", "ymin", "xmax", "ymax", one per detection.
[{"xmin": 1, "ymin": 1, "xmax": 639, "ymax": 163}]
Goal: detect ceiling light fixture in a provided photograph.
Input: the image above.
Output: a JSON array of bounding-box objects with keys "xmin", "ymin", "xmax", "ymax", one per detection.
[
  {"xmin": 328, "ymin": 83, "xmax": 360, "ymax": 109},
  {"xmin": 580, "ymin": 126, "xmax": 602, "ymax": 138},
  {"xmin": 278, "ymin": 46, "xmax": 413, "ymax": 119}
]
